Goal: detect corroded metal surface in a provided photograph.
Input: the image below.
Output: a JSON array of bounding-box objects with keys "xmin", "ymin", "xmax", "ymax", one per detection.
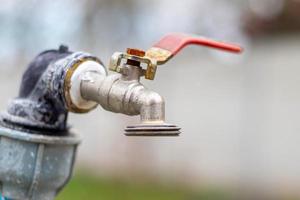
[
  {"xmin": 1, "ymin": 47, "xmax": 102, "ymax": 135},
  {"xmin": 2, "ymin": 46, "xmax": 72, "ymax": 134}
]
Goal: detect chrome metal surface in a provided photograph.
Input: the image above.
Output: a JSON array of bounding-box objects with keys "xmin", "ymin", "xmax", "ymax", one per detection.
[{"xmin": 79, "ymin": 63, "xmax": 181, "ymax": 136}]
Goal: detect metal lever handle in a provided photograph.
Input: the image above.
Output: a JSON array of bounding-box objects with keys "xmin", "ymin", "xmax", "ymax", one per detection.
[
  {"xmin": 110, "ymin": 32, "xmax": 243, "ymax": 80},
  {"xmin": 146, "ymin": 33, "xmax": 243, "ymax": 64}
]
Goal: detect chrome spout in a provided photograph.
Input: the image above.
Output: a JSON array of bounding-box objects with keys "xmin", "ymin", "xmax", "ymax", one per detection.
[
  {"xmin": 77, "ymin": 64, "xmax": 180, "ymax": 136},
  {"xmin": 137, "ymin": 89, "xmax": 165, "ymax": 123}
]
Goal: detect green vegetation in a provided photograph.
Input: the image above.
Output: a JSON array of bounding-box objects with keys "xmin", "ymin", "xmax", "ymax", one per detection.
[{"xmin": 56, "ymin": 173, "xmax": 230, "ymax": 200}]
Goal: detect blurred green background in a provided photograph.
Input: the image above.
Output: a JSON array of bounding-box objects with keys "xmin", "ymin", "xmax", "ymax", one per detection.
[{"xmin": 56, "ymin": 172, "xmax": 231, "ymax": 200}]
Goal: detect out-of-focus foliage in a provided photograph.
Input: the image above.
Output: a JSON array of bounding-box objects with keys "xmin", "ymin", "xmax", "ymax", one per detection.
[{"xmin": 56, "ymin": 172, "xmax": 232, "ymax": 200}]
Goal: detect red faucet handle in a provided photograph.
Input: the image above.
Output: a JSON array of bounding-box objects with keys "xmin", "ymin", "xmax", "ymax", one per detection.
[{"xmin": 146, "ymin": 33, "xmax": 243, "ymax": 64}]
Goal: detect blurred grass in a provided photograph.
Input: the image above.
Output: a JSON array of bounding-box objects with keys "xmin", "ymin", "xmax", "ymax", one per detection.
[{"xmin": 56, "ymin": 172, "xmax": 231, "ymax": 200}]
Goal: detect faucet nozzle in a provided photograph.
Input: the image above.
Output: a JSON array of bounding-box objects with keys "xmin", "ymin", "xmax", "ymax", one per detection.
[{"xmin": 125, "ymin": 123, "xmax": 180, "ymax": 136}]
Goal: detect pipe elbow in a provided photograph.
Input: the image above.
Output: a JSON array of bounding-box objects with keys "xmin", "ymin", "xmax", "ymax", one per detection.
[
  {"xmin": 2, "ymin": 46, "xmax": 72, "ymax": 133},
  {"xmin": 1, "ymin": 47, "xmax": 103, "ymax": 135}
]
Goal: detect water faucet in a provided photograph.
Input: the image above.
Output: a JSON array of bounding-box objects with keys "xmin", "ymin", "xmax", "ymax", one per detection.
[
  {"xmin": 0, "ymin": 33, "xmax": 242, "ymax": 200},
  {"xmin": 64, "ymin": 33, "xmax": 242, "ymax": 136}
]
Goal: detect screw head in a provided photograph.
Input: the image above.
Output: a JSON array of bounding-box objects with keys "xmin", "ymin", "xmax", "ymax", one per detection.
[{"xmin": 126, "ymin": 48, "xmax": 145, "ymax": 57}]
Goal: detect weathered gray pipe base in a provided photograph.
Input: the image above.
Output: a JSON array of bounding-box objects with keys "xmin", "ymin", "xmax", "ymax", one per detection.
[{"xmin": 0, "ymin": 126, "xmax": 80, "ymax": 200}]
